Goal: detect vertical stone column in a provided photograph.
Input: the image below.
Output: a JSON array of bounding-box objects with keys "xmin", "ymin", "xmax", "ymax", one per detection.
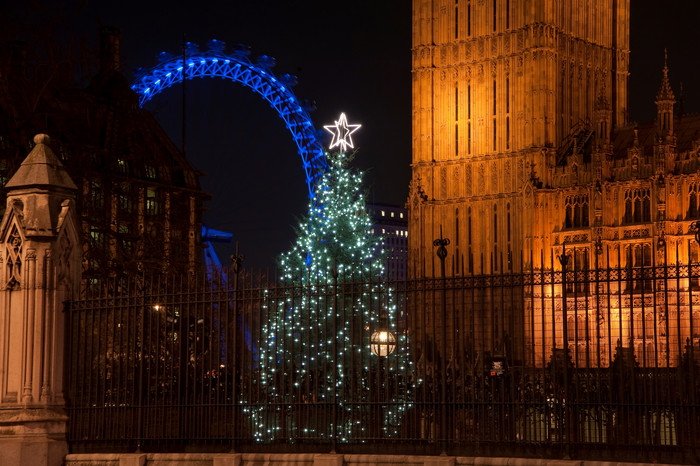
[{"xmin": 0, "ymin": 134, "xmax": 81, "ymax": 466}]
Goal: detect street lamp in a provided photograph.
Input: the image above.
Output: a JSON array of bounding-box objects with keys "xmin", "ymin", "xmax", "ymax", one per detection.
[{"xmin": 370, "ymin": 330, "xmax": 397, "ymax": 356}]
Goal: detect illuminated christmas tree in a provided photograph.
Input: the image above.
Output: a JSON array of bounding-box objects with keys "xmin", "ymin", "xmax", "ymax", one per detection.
[{"xmin": 254, "ymin": 114, "xmax": 412, "ymax": 441}]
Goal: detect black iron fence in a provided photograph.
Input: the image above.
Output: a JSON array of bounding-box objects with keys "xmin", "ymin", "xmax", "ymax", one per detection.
[{"xmin": 66, "ymin": 258, "xmax": 700, "ymax": 463}]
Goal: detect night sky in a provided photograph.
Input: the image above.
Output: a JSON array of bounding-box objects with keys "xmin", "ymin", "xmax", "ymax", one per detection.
[{"xmin": 4, "ymin": 1, "xmax": 700, "ymax": 269}]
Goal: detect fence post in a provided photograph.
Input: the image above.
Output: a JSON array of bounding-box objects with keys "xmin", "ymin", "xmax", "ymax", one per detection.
[
  {"xmin": 433, "ymin": 227, "xmax": 450, "ymax": 453},
  {"xmin": 0, "ymin": 134, "xmax": 81, "ymax": 466}
]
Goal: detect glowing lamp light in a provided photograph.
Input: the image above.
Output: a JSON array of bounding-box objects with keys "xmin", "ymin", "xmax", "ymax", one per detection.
[
  {"xmin": 324, "ymin": 112, "xmax": 361, "ymax": 152},
  {"xmin": 370, "ymin": 330, "xmax": 396, "ymax": 357}
]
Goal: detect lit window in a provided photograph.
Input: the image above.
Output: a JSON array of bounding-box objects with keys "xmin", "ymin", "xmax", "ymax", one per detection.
[
  {"xmin": 117, "ymin": 159, "xmax": 129, "ymax": 174},
  {"xmin": 391, "ymin": 212, "xmax": 395, "ymax": 218},
  {"xmin": 382, "ymin": 228, "xmax": 386, "ymax": 234},
  {"xmin": 144, "ymin": 165, "xmax": 158, "ymax": 180},
  {"xmin": 146, "ymin": 188, "xmax": 160, "ymax": 215},
  {"xmin": 370, "ymin": 228, "xmax": 374, "ymax": 234},
  {"xmin": 90, "ymin": 227, "xmax": 103, "ymax": 248},
  {"xmin": 381, "ymin": 211, "xmax": 386, "ymax": 216},
  {"xmin": 119, "ymin": 193, "xmax": 132, "ymax": 213},
  {"xmin": 400, "ymin": 213, "xmax": 404, "ymax": 218},
  {"xmin": 89, "ymin": 181, "xmax": 104, "ymax": 209}
]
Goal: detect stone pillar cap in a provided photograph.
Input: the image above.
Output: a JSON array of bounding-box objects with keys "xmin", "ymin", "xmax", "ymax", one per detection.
[{"xmin": 5, "ymin": 134, "xmax": 77, "ymax": 191}]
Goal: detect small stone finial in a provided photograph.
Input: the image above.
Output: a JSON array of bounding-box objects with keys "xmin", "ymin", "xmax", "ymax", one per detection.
[{"xmin": 33, "ymin": 134, "xmax": 50, "ymax": 146}]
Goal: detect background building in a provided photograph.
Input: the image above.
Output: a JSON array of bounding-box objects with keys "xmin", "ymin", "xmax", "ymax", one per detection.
[
  {"xmin": 367, "ymin": 203, "xmax": 408, "ymax": 281},
  {"xmin": 0, "ymin": 28, "xmax": 207, "ymax": 280},
  {"xmin": 408, "ymin": 0, "xmax": 700, "ymax": 367}
]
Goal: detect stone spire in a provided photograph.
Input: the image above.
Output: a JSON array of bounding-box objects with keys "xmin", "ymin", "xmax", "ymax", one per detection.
[
  {"xmin": 655, "ymin": 50, "xmax": 675, "ymax": 137},
  {"xmin": 656, "ymin": 50, "xmax": 675, "ymax": 102}
]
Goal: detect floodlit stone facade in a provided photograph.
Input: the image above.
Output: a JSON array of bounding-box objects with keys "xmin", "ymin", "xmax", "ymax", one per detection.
[{"xmin": 408, "ymin": 0, "xmax": 700, "ymax": 367}]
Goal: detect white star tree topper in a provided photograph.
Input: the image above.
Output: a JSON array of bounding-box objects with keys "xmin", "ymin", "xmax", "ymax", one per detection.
[{"xmin": 324, "ymin": 112, "xmax": 361, "ymax": 152}]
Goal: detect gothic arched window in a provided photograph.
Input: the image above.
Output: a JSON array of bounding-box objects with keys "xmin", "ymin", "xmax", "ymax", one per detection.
[
  {"xmin": 564, "ymin": 194, "xmax": 589, "ymax": 229},
  {"xmin": 623, "ymin": 187, "xmax": 652, "ymax": 225},
  {"xmin": 688, "ymin": 183, "xmax": 699, "ymax": 219}
]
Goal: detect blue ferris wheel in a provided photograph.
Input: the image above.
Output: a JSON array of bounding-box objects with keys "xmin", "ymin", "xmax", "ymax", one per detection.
[
  {"xmin": 130, "ymin": 41, "xmax": 332, "ymax": 360},
  {"xmin": 130, "ymin": 39, "xmax": 327, "ymax": 198}
]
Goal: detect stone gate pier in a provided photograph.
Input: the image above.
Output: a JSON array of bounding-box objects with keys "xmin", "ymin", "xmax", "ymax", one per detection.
[{"xmin": 0, "ymin": 134, "xmax": 81, "ymax": 466}]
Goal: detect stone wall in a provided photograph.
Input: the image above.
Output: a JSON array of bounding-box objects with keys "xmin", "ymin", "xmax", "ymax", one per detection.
[{"xmin": 64, "ymin": 453, "xmax": 685, "ymax": 466}]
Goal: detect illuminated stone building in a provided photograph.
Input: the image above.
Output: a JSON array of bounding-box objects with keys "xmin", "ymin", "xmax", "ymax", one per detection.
[
  {"xmin": 0, "ymin": 28, "xmax": 206, "ymax": 280},
  {"xmin": 408, "ymin": 0, "xmax": 700, "ymax": 367}
]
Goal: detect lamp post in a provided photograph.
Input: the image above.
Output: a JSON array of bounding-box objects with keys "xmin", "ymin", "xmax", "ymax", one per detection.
[{"xmin": 433, "ymin": 227, "xmax": 450, "ymax": 450}]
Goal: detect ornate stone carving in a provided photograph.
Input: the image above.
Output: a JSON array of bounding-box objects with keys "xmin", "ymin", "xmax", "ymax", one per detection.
[
  {"xmin": 505, "ymin": 160, "xmax": 512, "ymax": 192},
  {"xmin": 491, "ymin": 162, "xmax": 498, "ymax": 192},
  {"xmin": 408, "ymin": 177, "xmax": 428, "ymax": 206},
  {"xmin": 5, "ymin": 224, "xmax": 23, "ymax": 289},
  {"xmin": 622, "ymin": 228, "xmax": 650, "ymax": 239},
  {"xmin": 466, "ymin": 165, "xmax": 472, "ymax": 197},
  {"xmin": 440, "ymin": 167, "xmax": 447, "ymax": 198},
  {"xmin": 478, "ymin": 163, "xmax": 486, "ymax": 193},
  {"xmin": 453, "ymin": 167, "xmax": 460, "ymax": 197}
]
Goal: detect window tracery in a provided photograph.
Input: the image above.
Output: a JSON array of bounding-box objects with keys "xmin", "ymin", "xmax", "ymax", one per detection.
[
  {"xmin": 564, "ymin": 194, "xmax": 589, "ymax": 229},
  {"xmin": 687, "ymin": 182, "xmax": 699, "ymax": 219},
  {"xmin": 623, "ymin": 187, "xmax": 651, "ymax": 224},
  {"xmin": 5, "ymin": 224, "xmax": 22, "ymax": 289}
]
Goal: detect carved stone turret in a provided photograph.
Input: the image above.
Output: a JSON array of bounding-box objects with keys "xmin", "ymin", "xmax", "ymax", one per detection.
[
  {"xmin": 0, "ymin": 134, "xmax": 81, "ymax": 466},
  {"xmin": 656, "ymin": 50, "xmax": 676, "ymax": 139},
  {"xmin": 595, "ymin": 80, "xmax": 612, "ymax": 148}
]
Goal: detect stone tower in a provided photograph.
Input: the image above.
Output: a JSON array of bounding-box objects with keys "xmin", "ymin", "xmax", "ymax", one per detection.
[
  {"xmin": 0, "ymin": 134, "xmax": 81, "ymax": 465},
  {"xmin": 408, "ymin": 0, "xmax": 631, "ymax": 276}
]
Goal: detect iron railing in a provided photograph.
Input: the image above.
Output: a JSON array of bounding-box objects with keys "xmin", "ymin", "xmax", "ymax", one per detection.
[{"xmin": 66, "ymin": 257, "xmax": 700, "ymax": 463}]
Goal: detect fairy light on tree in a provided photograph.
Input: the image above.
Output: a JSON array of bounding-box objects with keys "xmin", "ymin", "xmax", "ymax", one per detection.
[{"xmin": 254, "ymin": 113, "xmax": 413, "ymax": 442}]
